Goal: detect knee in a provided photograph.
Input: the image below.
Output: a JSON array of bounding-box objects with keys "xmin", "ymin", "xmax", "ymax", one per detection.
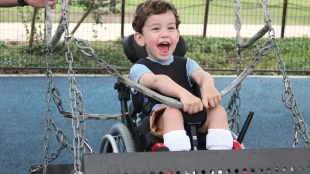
[
  {"xmin": 162, "ymin": 107, "xmax": 183, "ymax": 119},
  {"xmin": 159, "ymin": 107, "xmax": 185, "ymax": 134},
  {"xmin": 156, "ymin": 106, "xmax": 184, "ymax": 127},
  {"xmin": 207, "ymin": 105, "xmax": 228, "ymax": 121}
]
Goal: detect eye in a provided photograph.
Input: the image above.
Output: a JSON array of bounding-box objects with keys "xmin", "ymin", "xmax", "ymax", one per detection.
[
  {"xmin": 152, "ymin": 27, "xmax": 160, "ymax": 30},
  {"xmin": 168, "ymin": 27, "xmax": 176, "ymax": 30}
]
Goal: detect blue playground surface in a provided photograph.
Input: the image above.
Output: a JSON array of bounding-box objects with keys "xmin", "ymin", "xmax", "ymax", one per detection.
[{"xmin": 0, "ymin": 75, "xmax": 309, "ymax": 174}]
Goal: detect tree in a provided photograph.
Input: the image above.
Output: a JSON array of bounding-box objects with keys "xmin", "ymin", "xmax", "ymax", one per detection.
[
  {"xmin": 19, "ymin": 0, "xmax": 121, "ymax": 48},
  {"xmin": 70, "ymin": 0, "xmax": 121, "ymax": 35}
]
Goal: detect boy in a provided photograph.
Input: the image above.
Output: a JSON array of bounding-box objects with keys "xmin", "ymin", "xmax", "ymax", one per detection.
[{"xmin": 129, "ymin": 0, "xmax": 233, "ymax": 151}]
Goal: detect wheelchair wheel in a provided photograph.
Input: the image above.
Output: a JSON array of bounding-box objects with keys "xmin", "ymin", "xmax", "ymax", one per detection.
[{"xmin": 98, "ymin": 123, "xmax": 136, "ymax": 153}]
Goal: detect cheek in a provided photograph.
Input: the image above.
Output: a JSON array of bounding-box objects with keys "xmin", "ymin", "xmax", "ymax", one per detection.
[
  {"xmin": 171, "ymin": 37, "xmax": 178, "ymax": 47},
  {"xmin": 145, "ymin": 37, "xmax": 157, "ymax": 48},
  {"xmin": 173, "ymin": 35, "xmax": 179, "ymax": 43}
]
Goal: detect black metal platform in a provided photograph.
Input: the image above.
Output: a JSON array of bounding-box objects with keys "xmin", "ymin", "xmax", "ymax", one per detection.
[
  {"xmin": 30, "ymin": 148, "xmax": 310, "ymax": 174},
  {"xmin": 29, "ymin": 164, "xmax": 74, "ymax": 174},
  {"xmin": 82, "ymin": 148, "xmax": 310, "ymax": 174}
]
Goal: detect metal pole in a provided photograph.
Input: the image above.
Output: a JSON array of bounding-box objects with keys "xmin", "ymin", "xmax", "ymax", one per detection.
[
  {"xmin": 203, "ymin": 0, "xmax": 210, "ymax": 37},
  {"xmin": 121, "ymin": 0, "xmax": 125, "ymax": 38},
  {"xmin": 281, "ymin": 0, "xmax": 288, "ymax": 38}
]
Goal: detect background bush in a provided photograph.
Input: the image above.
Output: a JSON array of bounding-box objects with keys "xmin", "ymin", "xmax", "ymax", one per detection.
[{"xmin": 1, "ymin": 36, "xmax": 309, "ymax": 75}]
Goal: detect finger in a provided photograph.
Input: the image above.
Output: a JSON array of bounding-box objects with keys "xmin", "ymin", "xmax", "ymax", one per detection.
[
  {"xmin": 199, "ymin": 101, "xmax": 204, "ymax": 112},
  {"xmin": 48, "ymin": 0, "xmax": 56, "ymax": 8},
  {"xmin": 193, "ymin": 104, "xmax": 199, "ymax": 114},
  {"xmin": 213, "ymin": 97, "xmax": 219, "ymax": 106},
  {"xmin": 188, "ymin": 105, "xmax": 195, "ymax": 115},
  {"xmin": 183, "ymin": 104, "xmax": 189, "ymax": 113},
  {"xmin": 193, "ymin": 99, "xmax": 201, "ymax": 113},
  {"xmin": 209, "ymin": 100, "xmax": 215, "ymax": 108},
  {"xmin": 203, "ymin": 100, "xmax": 209, "ymax": 109},
  {"xmin": 217, "ymin": 95, "xmax": 222, "ymax": 103},
  {"xmin": 191, "ymin": 101, "xmax": 198, "ymax": 114}
]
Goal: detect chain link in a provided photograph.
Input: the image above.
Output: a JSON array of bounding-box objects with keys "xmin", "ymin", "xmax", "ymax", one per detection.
[
  {"xmin": 29, "ymin": 0, "xmax": 74, "ymax": 173},
  {"xmin": 41, "ymin": 0, "xmax": 53, "ymax": 172},
  {"xmin": 62, "ymin": 1, "xmax": 86, "ymax": 172},
  {"xmin": 43, "ymin": 53, "xmax": 52, "ymax": 174},
  {"xmin": 271, "ymin": 35, "xmax": 310, "ymax": 147},
  {"xmin": 260, "ymin": 0, "xmax": 310, "ymax": 147},
  {"xmin": 30, "ymin": 42, "xmax": 74, "ymax": 174},
  {"xmin": 74, "ymin": 39, "xmax": 123, "ymax": 77},
  {"xmin": 228, "ymin": 0, "xmax": 243, "ymax": 132}
]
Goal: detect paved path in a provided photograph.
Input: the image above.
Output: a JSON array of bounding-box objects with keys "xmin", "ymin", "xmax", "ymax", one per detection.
[{"xmin": 0, "ymin": 23, "xmax": 309, "ymax": 42}]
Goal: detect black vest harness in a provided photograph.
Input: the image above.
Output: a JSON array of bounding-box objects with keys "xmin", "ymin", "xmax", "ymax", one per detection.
[
  {"xmin": 136, "ymin": 56, "xmax": 194, "ymax": 100},
  {"xmin": 132, "ymin": 56, "xmax": 194, "ymax": 115},
  {"xmin": 132, "ymin": 56, "xmax": 206, "ymax": 124}
]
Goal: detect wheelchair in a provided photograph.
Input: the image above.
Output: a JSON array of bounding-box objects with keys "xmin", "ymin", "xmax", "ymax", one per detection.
[{"xmin": 98, "ymin": 34, "xmax": 246, "ymax": 153}]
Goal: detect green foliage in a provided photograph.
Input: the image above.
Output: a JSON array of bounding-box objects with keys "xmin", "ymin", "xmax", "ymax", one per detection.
[{"xmin": 1, "ymin": 37, "xmax": 309, "ymax": 75}]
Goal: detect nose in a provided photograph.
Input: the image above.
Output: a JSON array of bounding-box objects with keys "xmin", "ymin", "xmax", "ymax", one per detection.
[{"xmin": 159, "ymin": 29, "xmax": 169, "ymax": 38}]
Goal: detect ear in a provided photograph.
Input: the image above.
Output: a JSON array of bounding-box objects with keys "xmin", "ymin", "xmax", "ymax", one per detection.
[{"xmin": 134, "ymin": 32, "xmax": 145, "ymax": 47}]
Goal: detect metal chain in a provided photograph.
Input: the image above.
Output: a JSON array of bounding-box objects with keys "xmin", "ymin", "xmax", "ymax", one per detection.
[
  {"xmin": 73, "ymin": 38, "xmax": 123, "ymax": 77},
  {"xmin": 29, "ymin": 0, "xmax": 73, "ymax": 173},
  {"xmin": 230, "ymin": 0, "xmax": 310, "ymax": 147},
  {"xmin": 31, "ymin": 0, "xmax": 99, "ymax": 172},
  {"xmin": 41, "ymin": 0, "xmax": 54, "ymax": 172},
  {"xmin": 42, "ymin": 52, "xmax": 53, "ymax": 174},
  {"xmin": 228, "ymin": 0, "xmax": 242, "ymax": 132},
  {"xmin": 30, "ymin": 43, "xmax": 72, "ymax": 174},
  {"xmin": 260, "ymin": 0, "xmax": 310, "ymax": 147},
  {"xmin": 62, "ymin": 0, "xmax": 86, "ymax": 172}
]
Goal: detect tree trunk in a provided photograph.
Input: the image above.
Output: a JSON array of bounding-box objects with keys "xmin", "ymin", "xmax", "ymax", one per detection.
[
  {"xmin": 70, "ymin": 6, "xmax": 94, "ymax": 35},
  {"xmin": 29, "ymin": 8, "xmax": 40, "ymax": 48}
]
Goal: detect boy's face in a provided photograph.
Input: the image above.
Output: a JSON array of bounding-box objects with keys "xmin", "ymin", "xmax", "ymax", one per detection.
[{"xmin": 134, "ymin": 10, "xmax": 180, "ymax": 61}]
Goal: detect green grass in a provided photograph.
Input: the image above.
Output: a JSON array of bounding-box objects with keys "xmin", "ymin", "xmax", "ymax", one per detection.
[
  {"xmin": 0, "ymin": 0, "xmax": 309, "ymax": 25},
  {"xmin": 0, "ymin": 36, "xmax": 309, "ymax": 75}
]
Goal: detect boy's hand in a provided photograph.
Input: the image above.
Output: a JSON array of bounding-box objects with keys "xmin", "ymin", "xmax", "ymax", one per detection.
[
  {"xmin": 25, "ymin": 0, "xmax": 58, "ymax": 8},
  {"xmin": 179, "ymin": 91, "xmax": 203, "ymax": 115},
  {"xmin": 201, "ymin": 84, "xmax": 222, "ymax": 109}
]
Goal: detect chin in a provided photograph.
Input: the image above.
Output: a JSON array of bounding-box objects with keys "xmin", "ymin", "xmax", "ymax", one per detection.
[
  {"xmin": 158, "ymin": 52, "xmax": 172, "ymax": 60},
  {"xmin": 157, "ymin": 56, "xmax": 171, "ymax": 61}
]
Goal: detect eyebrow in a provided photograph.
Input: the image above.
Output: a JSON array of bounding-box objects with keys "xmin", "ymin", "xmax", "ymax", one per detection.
[{"xmin": 148, "ymin": 22, "xmax": 176, "ymax": 27}]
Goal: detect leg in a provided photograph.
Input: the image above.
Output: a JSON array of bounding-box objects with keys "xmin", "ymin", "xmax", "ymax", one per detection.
[
  {"xmin": 198, "ymin": 105, "xmax": 233, "ymax": 150},
  {"xmin": 151, "ymin": 106, "xmax": 191, "ymax": 151}
]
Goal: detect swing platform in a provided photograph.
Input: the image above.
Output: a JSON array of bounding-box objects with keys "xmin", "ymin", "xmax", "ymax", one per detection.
[{"xmin": 30, "ymin": 147, "xmax": 310, "ymax": 174}]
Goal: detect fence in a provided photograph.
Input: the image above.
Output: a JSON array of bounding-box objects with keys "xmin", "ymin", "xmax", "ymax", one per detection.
[{"xmin": 0, "ymin": 0, "xmax": 309, "ymax": 74}]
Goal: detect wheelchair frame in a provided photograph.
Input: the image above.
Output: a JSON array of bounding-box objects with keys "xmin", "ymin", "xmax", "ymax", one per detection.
[{"xmin": 100, "ymin": 79, "xmax": 250, "ymax": 153}]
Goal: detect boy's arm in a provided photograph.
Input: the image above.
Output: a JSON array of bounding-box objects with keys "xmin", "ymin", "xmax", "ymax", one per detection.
[
  {"xmin": 130, "ymin": 63, "xmax": 189, "ymax": 99},
  {"xmin": 0, "ymin": 0, "xmax": 57, "ymax": 8},
  {"xmin": 139, "ymin": 73, "xmax": 203, "ymax": 114},
  {"xmin": 130, "ymin": 63, "xmax": 203, "ymax": 114},
  {"xmin": 191, "ymin": 70, "xmax": 221, "ymax": 109},
  {"xmin": 191, "ymin": 69, "xmax": 215, "ymax": 88},
  {"xmin": 0, "ymin": 0, "xmax": 20, "ymax": 7},
  {"xmin": 139, "ymin": 73, "xmax": 189, "ymax": 99}
]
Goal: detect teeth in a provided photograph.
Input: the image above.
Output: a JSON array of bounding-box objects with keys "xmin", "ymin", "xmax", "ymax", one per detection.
[{"xmin": 161, "ymin": 42, "xmax": 169, "ymax": 44}]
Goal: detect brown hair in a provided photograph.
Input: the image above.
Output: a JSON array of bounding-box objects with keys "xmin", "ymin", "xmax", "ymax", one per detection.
[{"xmin": 132, "ymin": 0, "xmax": 181, "ymax": 34}]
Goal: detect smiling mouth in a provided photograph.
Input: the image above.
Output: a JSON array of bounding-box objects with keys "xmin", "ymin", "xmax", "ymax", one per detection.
[{"xmin": 158, "ymin": 43, "xmax": 170, "ymax": 54}]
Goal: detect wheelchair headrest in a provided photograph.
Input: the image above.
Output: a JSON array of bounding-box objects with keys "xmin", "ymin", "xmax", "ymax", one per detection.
[{"xmin": 122, "ymin": 34, "xmax": 187, "ymax": 63}]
